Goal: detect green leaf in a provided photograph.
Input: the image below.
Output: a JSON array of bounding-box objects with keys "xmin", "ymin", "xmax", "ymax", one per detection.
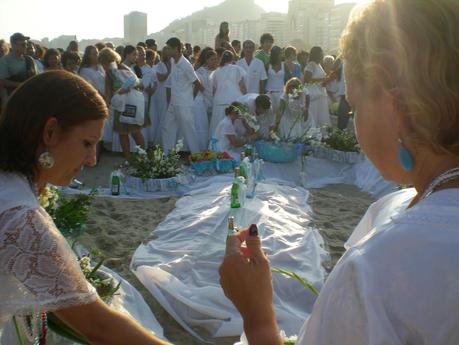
[{"xmin": 272, "ymin": 267, "xmax": 319, "ymax": 297}]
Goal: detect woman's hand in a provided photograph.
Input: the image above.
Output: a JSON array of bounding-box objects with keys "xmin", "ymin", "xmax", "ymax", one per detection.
[{"xmin": 219, "ymin": 228, "xmax": 282, "ymax": 345}]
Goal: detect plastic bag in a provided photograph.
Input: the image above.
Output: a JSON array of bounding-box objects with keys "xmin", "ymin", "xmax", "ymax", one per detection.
[{"xmin": 118, "ymin": 89, "xmax": 145, "ymax": 125}]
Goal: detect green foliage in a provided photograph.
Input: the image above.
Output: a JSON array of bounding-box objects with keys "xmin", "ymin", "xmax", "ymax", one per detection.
[
  {"xmin": 40, "ymin": 187, "xmax": 97, "ymax": 238},
  {"xmin": 123, "ymin": 143, "xmax": 182, "ymax": 181},
  {"xmin": 271, "ymin": 267, "xmax": 319, "ymax": 297},
  {"xmin": 321, "ymin": 125, "xmax": 360, "ymax": 152}
]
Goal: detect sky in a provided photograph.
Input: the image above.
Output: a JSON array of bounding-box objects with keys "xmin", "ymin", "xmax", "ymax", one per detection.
[{"xmin": 0, "ymin": 0, "xmax": 366, "ymax": 41}]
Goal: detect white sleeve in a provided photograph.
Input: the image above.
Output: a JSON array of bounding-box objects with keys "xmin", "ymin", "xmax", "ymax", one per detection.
[
  {"xmin": 184, "ymin": 62, "xmax": 198, "ymax": 84},
  {"xmin": 259, "ymin": 61, "xmax": 268, "ymax": 81},
  {"xmin": 297, "ymin": 256, "xmax": 372, "ymax": 345},
  {"xmin": 0, "ymin": 206, "xmax": 97, "ymax": 314},
  {"xmin": 221, "ymin": 120, "xmax": 236, "ymax": 136},
  {"xmin": 304, "ymin": 62, "xmax": 316, "ymax": 75}
]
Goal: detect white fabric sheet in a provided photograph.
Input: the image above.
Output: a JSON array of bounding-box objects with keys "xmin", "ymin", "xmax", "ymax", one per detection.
[{"xmin": 130, "ymin": 176, "xmax": 328, "ymax": 340}]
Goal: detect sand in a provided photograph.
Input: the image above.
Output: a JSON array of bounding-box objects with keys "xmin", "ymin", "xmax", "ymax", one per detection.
[{"xmin": 73, "ymin": 150, "xmax": 373, "ymax": 345}]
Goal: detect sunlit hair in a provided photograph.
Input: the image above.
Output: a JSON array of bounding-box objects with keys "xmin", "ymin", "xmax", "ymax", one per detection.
[
  {"xmin": 98, "ymin": 47, "xmax": 121, "ymax": 65},
  {"xmin": 225, "ymin": 102, "xmax": 244, "ymax": 116},
  {"xmin": 341, "ymin": 0, "xmax": 459, "ymax": 155},
  {"xmin": 219, "ymin": 50, "xmax": 234, "ymax": 67},
  {"xmin": 284, "ymin": 77, "xmax": 302, "ymax": 94}
]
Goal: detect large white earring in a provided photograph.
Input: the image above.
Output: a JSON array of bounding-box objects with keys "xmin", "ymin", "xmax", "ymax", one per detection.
[{"xmin": 38, "ymin": 151, "xmax": 55, "ymax": 169}]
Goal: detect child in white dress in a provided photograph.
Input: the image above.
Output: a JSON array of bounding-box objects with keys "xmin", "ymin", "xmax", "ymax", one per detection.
[{"xmin": 274, "ymin": 77, "xmax": 310, "ymax": 141}]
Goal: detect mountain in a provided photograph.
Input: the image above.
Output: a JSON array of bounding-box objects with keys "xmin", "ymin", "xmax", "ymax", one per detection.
[{"xmin": 152, "ymin": 0, "xmax": 265, "ymax": 37}]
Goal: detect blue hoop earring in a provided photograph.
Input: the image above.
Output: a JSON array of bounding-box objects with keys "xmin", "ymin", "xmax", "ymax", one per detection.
[{"xmin": 398, "ymin": 139, "xmax": 414, "ymax": 171}]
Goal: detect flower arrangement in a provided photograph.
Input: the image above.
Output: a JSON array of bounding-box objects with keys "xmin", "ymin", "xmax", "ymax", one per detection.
[
  {"xmin": 78, "ymin": 249, "xmax": 121, "ymax": 303},
  {"xmin": 40, "ymin": 186, "xmax": 97, "ymax": 238},
  {"xmin": 235, "ymin": 104, "xmax": 260, "ymax": 132},
  {"xmin": 320, "ymin": 125, "xmax": 360, "ymax": 152},
  {"xmin": 46, "ymin": 249, "xmax": 121, "ymax": 344},
  {"xmin": 123, "ymin": 141, "xmax": 183, "ymax": 182}
]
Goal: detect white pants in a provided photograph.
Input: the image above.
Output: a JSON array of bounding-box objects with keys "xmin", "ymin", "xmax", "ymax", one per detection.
[{"xmin": 162, "ymin": 104, "xmax": 200, "ymax": 153}]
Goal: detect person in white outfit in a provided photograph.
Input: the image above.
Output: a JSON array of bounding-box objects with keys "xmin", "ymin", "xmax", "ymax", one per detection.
[
  {"xmin": 236, "ymin": 93, "xmax": 273, "ymax": 139},
  {"xmin": 236, "ymin": 40, "xmax": 267, "ymax": 94},
  {"xmin": 304, "ymin": 46, "xmax": 331, "ymax": 128},
  {"xmin": 273, "ymin": 77, "xmax": 310, "ymax": 140},
  {"xmin": 209, "ymin": 50, "xmax": 246, "ymax": 138},
  {"xmin": 161, "ymin": 37, "xmax": 202, "ymax": 153},
  {"xmin": 78, "ymin": 45, "xmax": 105, "ymax": 97},
  {"xmin": 214, "ymin": 102, "xmax": 257, "ymax": 154},
  {"xmin": 220, "ymin": 1, "xmax": 459, "ymax": 344},
  {"xmin": 194, "ymin": 48, "xmax": 218, "ymax": 150},
  {"xmin": 151, "ymin": 47, "xmax": 171, "ymax": 145},
  {"xmin": 265, "ymin": 46, "xmax": 285, "ymax": 115}
]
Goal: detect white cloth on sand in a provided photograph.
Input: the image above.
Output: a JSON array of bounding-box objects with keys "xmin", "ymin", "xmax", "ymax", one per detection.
[{"xmin": 131, "ymin": 176, "xmax": 328, "ymax": 340}]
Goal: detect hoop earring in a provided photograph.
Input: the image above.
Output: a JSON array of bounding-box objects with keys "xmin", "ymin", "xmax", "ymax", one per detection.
[
  {"xmin": 38, "ymin": 151, "xmax": 55, "ymax": 169},
  {"xmin": 398, "ymin": 139, "xmax": 414, "ymax": 171}
]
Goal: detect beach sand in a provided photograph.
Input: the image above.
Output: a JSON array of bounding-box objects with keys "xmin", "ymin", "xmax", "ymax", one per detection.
[{"xmin": 73, "ymin": 151, "xmax": 373, "ymax": 344}]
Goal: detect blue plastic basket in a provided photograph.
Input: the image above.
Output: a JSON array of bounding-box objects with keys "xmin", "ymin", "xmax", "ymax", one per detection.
[
  {"xmin": 191, "ymin": 160, "xmax": 215, "ymax": 175},
  {"xmin": 215, "ymin": 159, "xmax": 235, "ymax": 173},
  {"xmin": 255, "ymin": 141, "xmax": 303, "ymax": 163}
]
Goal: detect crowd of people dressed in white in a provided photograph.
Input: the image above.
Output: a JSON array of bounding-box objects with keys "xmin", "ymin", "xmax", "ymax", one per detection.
[{"xmin": 0, "ymin": 27, "xmax": 348, "ymax": 159}]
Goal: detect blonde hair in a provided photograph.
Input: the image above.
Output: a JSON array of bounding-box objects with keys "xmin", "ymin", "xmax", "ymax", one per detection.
[
  {"xmin": 284, "ymin": 77, "xmax": 302, "ymax": 94},
  {"xmin": 340, "ymin": 0, "xmax": 459, "ymax": 155},
  {"xmin": 98, "ymin": 47, "xmax": 121, "ymax": 65}
]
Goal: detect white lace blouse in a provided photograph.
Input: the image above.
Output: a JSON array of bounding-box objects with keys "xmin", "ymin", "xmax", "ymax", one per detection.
[{"xmin": 0, "ymin": 172, "xmax": 97, "ymax": 330}]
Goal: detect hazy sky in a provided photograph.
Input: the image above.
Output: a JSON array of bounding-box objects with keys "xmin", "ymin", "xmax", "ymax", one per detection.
[{"xmin": 0, "ymin": 0, "xmax": 365, "ymax": 41}]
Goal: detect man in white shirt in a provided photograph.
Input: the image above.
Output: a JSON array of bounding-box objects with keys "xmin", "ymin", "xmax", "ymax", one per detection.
[
  {"xmin": 161, "ymin": 37, "xmax": 202, "ymax": 153},
  {"xmin": 236, "ymin": 40, "xmax": 267, "ymax": 94},
  {"xmin": 236, "ymin": 93, "xmax": 273, "ymax": 139}
]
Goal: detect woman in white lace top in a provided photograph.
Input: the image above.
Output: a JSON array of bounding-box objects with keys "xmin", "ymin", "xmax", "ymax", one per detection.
[{"xmin": 0, "ymin": 71, "xmax": 170, "ymax": 344}]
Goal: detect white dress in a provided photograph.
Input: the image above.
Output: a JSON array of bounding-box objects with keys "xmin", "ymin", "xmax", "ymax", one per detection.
[
  {"xmin": 266, "ymin": 63, "xmax": 285, "ymax": 115},
  {"xmin": 297, "ymin": 187, "xmax": 459, "ymax": 345},
  {"xmin": 278, "ymin": 92, "xmax": 307, "ymax": 140},
  {"xmin": 151, "ymin": 62, "xmax": 169, "ymax": 146},
  {"xmin": 209, "ymin": 64, "xmax": 245, "ymax": 138},
  {"xmin": 79, "ymin": 65, "xmax": 106, "ymax": 96},
  {"xmin": 304, "ymin": 62, "xmax": 330, "ymax": 128},
  {"xmin": 193, "ymin": 67, "xmax": 212, "ymax": 151},
  {"xmin": 0, "ymin": 172, "xmax": 97, "ymax": 344},
  {"xmin": 141, "ymin": 65, "xmax": 157, "ymax": 145}
]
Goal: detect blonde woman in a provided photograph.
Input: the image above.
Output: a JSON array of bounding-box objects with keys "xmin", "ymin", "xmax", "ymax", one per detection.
[
  {"xmin": 220, "ymin": 1, "xmax": 459, "ymax": 344},
  {"xmin": 99, "ymin": 48, "xmax": 147, "ymax": 158}
]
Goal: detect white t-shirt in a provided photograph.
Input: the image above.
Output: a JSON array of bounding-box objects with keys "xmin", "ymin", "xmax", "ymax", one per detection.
[
  {"xmin": 214, "ymin": 116, "xmax": 236, "ymax": 152},
  {"xmin": 236, "ymin": 93, "xmax": 274, "ymax": 139},
  {"xmin": 169, "ymin": 55, "xmax": 198, "ymax": 106},
  {"xmin": 266, "ymin": 63, "xmax": 285, "ymax": 93},
  {"xmin": 211, "ymin": 64, "xmax": 245, "ymax": 104},
  {"xmin": 297, "ymin": 187, "xmax": 459, "ymax": 345},
  {"xmin": 236, "ymin": 57, "xmax": 267, "ymax": 94}
]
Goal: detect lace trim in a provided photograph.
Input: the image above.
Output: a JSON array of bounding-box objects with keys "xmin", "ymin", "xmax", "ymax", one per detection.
[{"xmin": 0, "ymin": 206, "xmax": 97, "ymax": 315}]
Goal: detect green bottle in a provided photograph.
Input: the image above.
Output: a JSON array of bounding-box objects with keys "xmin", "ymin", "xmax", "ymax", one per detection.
[
  {"xmin": 111, "ymin": 172, "xmax": 120, "ymax": 196},
  {"xmin": 230, "ymin": 168, "xmax": 241, "ymax": 208}
]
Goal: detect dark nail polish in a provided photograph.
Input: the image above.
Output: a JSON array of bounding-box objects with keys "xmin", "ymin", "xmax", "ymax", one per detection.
[{"xmin": 249, "ymin": 224, "xmax": 258, "ymax": 236}]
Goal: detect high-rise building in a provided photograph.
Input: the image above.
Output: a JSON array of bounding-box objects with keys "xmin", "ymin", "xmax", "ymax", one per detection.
[
  {"xmin": 287, "ymin": 0, "xmax": 334, "ymax": 48},
  {"xmin": 124, "ymin": 11, "xmax": 147, "ymax": 45},
  {"xmin": 260, "ymin": 12, "xmax": 288, "ymax": 47}
]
